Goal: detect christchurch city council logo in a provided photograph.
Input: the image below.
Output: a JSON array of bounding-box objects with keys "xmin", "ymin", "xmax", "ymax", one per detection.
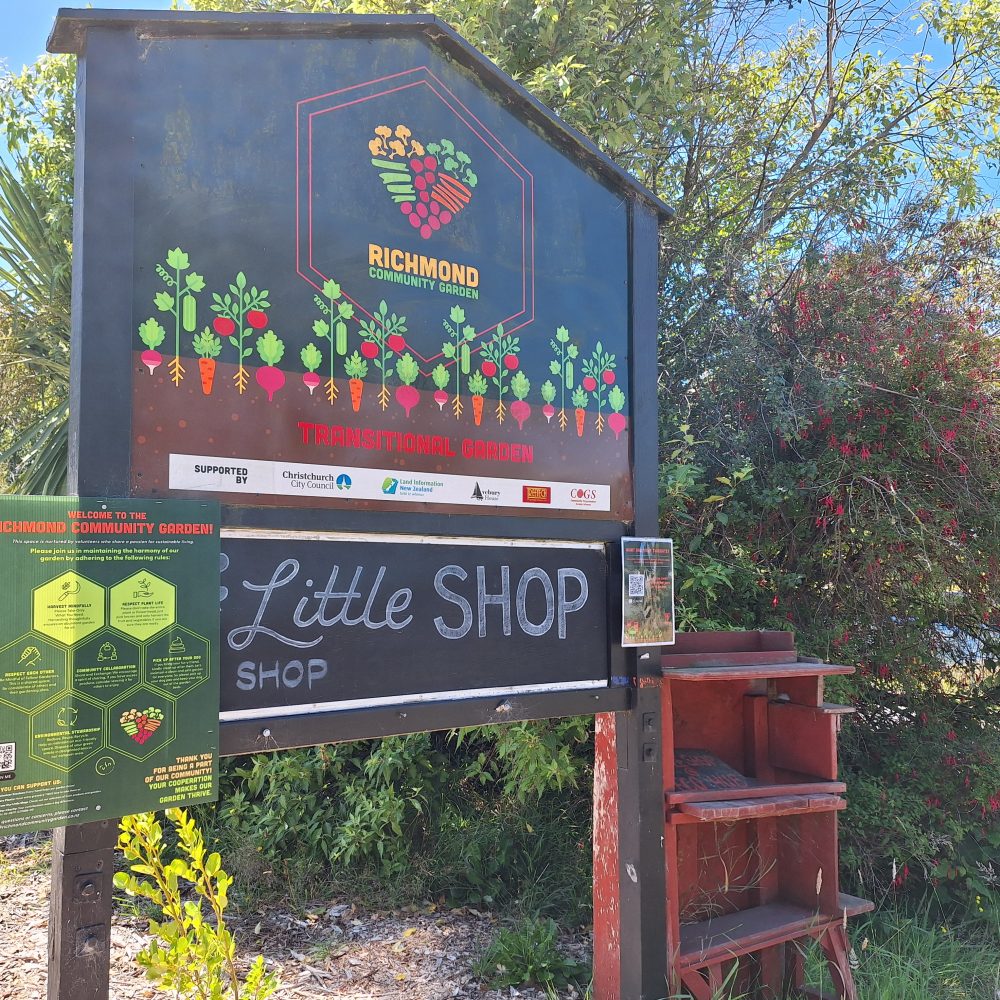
[
  {"xmin": 369, "ymin": 125, "xmax": 477, "ymax": 240},
  {"xmin": 336, "ymin": 473, "xmax": 352, "ymax": 491}
]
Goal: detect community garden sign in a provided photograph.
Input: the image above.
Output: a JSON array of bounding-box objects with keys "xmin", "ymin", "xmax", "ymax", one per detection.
[{"xmin": 47, "ymin": 9, "xmax": 671, "ymax": 998}]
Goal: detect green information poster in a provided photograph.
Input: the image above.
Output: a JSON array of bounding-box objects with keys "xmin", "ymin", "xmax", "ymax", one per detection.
[{"xmin": 0, "ymin": 497, "xmax": 220, "ymax": 836}]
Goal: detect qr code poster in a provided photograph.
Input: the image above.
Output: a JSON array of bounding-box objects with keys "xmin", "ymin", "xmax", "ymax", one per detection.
[
  {"xmin": 621, "ymin": 537, "xmax": 675, "ymax": 647},
  {"xmin": 0, "ymin": 742, "xmax": 14, "ymax": 778}
]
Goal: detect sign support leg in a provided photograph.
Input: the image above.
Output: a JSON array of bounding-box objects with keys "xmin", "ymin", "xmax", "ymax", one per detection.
[{"xmin": 48, "ymin": 819, "xmax": 116, "ymax": 1000}]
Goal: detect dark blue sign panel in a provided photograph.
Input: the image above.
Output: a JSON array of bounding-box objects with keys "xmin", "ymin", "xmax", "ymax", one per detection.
[{"xmin": 122, "ymin": 33, "xmax": 633, "ymax": 519}]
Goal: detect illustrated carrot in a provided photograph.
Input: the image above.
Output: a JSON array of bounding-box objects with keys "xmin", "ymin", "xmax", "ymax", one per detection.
[
  {"xmin": 192, "ymin": 328, "xmax": 222, "ymax": 395},
  {"xmin": 468, "ymin": 370, "xmax": 487, "ymax": 427},
  {"xmin": 572, "ymin": 385, "xmax": 588, "ymax": 437},
  {"xmin": 344, "ymin": 351, "xmax": 368, "ymax": 412}
]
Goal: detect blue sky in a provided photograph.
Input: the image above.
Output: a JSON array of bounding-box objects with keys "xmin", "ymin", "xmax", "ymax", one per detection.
[{"xmin": 1, "ymin": 2, "xmax": 175, "ymax": 74}]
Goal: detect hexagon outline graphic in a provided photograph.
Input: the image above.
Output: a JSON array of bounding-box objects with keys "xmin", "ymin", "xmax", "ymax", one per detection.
[
  {"xmin": 70, "ymin": 628, "xmax": 142, "ymax": 702},
  {"xmin": 0, "ymin": 632, "xmax": 69, "ymax": 713},
  {"xmin": 28, "ymin": 690, "xmax": 105, "ymax": 773},
  {"xmin": 107, "ymin": 687, "xmax": 177, "ymax": 763},
  {"xmin": 31, "ymin": 571, "xmax": 106, "ymax": 647},
  {"xmin": 109, "ymin": 569, "xmax": 176, "ymax": 642},
  {"xmin": 142, "ymin": 623, "xmax": 212, "ymax": 696},
  {"xmin": 296, "ymin": 65, "xmax": 535, "ymax": 376}
]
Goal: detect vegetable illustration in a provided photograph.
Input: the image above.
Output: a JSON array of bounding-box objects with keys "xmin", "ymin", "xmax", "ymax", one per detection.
[
  {"xmin": 210, "ymin": 271, "xmax": 270, "ymax": 394},
  {"xmin": 153, "ymin": 247, "xmax": 204, "ymax": 386},
  {"xmin": 192, "ymin": 328, "xmax": 222, "ymax": 395},
  {"xmin": 358, "ymin": 299, "xmax": 407, "ymax": 410},
  {"xmin": 394, "ymin": 353, "xmax": 420, "ymax": 416},
  {"xmin": 432, "ymin": 364, "xmax": 450, "ymax": 410},
  {"xmin": 468, "ymin": 370, "xmax": 488, "ymax": 426},
  {"xmin": 137, "ymin": 318, "xmax": 165, "ymax": 374},
  {"xmin": 369, "ymin": 128, "xmax": 475, "ymax": 238},
  {"xmin": 344, "ymin": 351, "xmax": 368, "ymax": 411},
  {"xmin": 440, "ymin": 305, "xmax": 476, "ymax": 417},
  {"xmin": 510, "ymin": 371, "xmax": 532, "ymax": 430},
  {"xmin": 608, "ymin": 384, "xmax": 628, "ymax": 440},
  {"xmin": 120, "ymin": 706, "xmax": 164, "ymax": 745},
  {"xmin": 313, "ymin": 279, "xmax": 355, "ymax": 403},
  {"xmin": 549, "ymin": 325, "xmax": 579, "ymax": 430},
  {"xmin": 300, "ymin": 342, "xmax": 323, "ymax": 394},
  {"xmin": 479, "ymin": 324, "xmax": 519, "ymax": 423},
  {"xmin": 213, "ymin": 317, "xmax": 235, "ymax": 338},
  {"xmin": 581, "ymin": 342, "xmax": 617, "ymax": 433},
  {"xmin": 255, "ymin": 330, "xmax": 286, "ymax": 402},
  {"xmin": 541, "ymin": 380, "xmax": 557, "ymax": 423},
  {"xmin": 572, "ymin": 385, "xmax": 588, "ymax": 437}
]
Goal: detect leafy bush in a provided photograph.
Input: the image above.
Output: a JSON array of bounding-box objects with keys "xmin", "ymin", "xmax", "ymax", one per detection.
[{"xmin": 473, "ymin": 916, "xmax": 589, "ymax": 991}]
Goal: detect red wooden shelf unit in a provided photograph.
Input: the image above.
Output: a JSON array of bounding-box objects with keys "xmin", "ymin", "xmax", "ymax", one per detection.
[{"xmin": 661, "ymin": 632, "xmax": 873, "ymax": 1000}]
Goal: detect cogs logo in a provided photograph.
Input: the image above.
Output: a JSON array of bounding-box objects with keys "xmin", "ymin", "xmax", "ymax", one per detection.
[{"xmin": 569, "ymin": 487, "xmax": 598, "ymax": 507}]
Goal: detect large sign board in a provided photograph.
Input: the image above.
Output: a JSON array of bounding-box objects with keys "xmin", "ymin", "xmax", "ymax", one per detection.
[
  {"xmin": 0, "ymin": 496, "xmax": 219, "ymax": 837},
  {"xmin": 55, "ymin": 11, "xmax": 667, "ymax": 739},
  {"xmin": 113, "ymin": 29, "xmax": 634, "ymax": 519}
]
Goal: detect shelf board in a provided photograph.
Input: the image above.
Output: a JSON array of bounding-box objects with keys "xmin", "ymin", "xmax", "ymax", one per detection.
[
  {"xmin": 666, "ymin": 781, "xmax": 847, "ymax": 805},
  {"xmin": 679, "ymin": 894, "xmax": 874, "ymax": 969},
  {"xmin": 662, "ymin": 661, "xmax": 855, "ymax": 681},
  {"xmin": 673, "ymin": 793, "xmax": 844, "ymax": 823}
]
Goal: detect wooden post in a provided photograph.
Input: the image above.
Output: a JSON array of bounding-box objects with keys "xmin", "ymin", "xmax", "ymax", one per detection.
[{"xmin": 48, "ymin": 820, "xmax": 117, "ymax": 1000}]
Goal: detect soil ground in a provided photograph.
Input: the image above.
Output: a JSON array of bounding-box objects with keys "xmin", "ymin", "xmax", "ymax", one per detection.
[{"xmin": 0, "ymin": 835, "xmax": 590, "ymax": 1000}]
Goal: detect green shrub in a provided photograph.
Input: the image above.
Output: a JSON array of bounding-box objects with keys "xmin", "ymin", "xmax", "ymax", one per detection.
[{"xmin": 473, "ymin": 915, "xmax": 589, "ymax": 992}]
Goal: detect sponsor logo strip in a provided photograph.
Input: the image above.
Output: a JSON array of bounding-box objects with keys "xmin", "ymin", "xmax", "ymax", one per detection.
[{"xmin": 169, "ymin": 454, "xmax": 610, "ymax": 511}]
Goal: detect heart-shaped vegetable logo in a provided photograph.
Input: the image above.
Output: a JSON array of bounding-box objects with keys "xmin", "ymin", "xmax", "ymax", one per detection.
[
  {"xmin": 369, "ymin": 125, "xmax": 478, "ymax": 240},
  {"xmin": 120, "ymin": 706, "xmax": 164, "ymax": 745}
]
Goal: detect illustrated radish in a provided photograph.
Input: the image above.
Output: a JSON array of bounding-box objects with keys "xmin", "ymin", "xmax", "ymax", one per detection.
[
  {"xmin": 345, "ymin": 351, "xmax": 368, "ymax": 411},
  {"xmin": 247, "ymin": 309, "xmax": 268, "ymax": 330},
  {"xmin": 192, "ymin": 328, "xmax": 222, "ymax": 395},
  {"xmin": 504, "ymin": 354, "xmax": 519, "ymax": 371},
  {"xmin": 387, "ymin": 334, "xmax": 406, "ymax": 352},
  {"xmin": 510, "ymin": 371, "xmax": 531, "ymax": 430},
  {"xmin": 608, "ymin": 384, "xmax": 628, "ymax": 440},
  {"xmin": 431, "ymin": 363, "xmax": 450, "ymax": 410},
  {"xmin": 602, "ymin": 369, "xmax": 616, "ymax": 385},
  {"xmin": 468, "ymin": 370, "xmax": 487, "ymax": 426},
  {"xmin": 541, "ymin": 380, "xmax": 557, "ymax": 423},
  {"xmin": 394, "ymin": 353, "xmax": 420, "ymax": 416},
  {"xmin": 481, "ymin": 360, "xmax": 497, "ymax": 378},
  {"xmin": 255, "ymin": 330, "xmax": 286, "ymax": 401},
  {"xmin": 138, "ymin": 317, "xmax": 166, "ymax": 375},
  {"xmin": 213, "ymin": 316, "xmax": 235, "ymax": 338},
  {"xmin": 360, "ymin": 340, "xmax": 379, "ymax": 360},
  {"xmin": 301, "ymin": 342, "xmax": 323, "ymax": 395}
]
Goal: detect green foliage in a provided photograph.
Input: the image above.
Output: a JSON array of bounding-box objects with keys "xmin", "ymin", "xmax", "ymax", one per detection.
[
  {"xmin": 473, "ymin": 916, "xmax": 588, "ymax": 992},
  {"xmin": 114, "ymin": 809, "xmax": 279, "ymax": 1000},
  {"xmin": 255, "ymin": 330, "xmax": 284, "ymax": 366},
  {"xmin": 395, "ymin": 351, "xmax": 419, "ymax": 385}
]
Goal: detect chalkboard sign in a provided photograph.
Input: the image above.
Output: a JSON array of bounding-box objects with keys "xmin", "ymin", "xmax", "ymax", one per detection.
[{"xmin": 220, "ymin": 532, "xmax": 608, "ymax": 719}]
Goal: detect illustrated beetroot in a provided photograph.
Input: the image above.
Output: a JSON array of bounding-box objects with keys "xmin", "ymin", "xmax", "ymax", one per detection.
[
  {"xmin": 510, "ymin": 370, "xmax": 531, "ymax": 430},
  {"xmin": 247, "ymin": 309, "xmax": 268, "ymax": 330},
  {"xmin": 255, "ymin": 330, "xmax": 286, "ymax": 402},
  {"xmin": 608, "ymin": 384, "xmax": 627, "ymax": 440},
  {"xmin": 137, "ymin": 318, "xmax": 166, "ymax": 375},
  {"xmin": 608, "ymin": 412, "xmax": 627, "ymax": 439},
  {"xmin": 394, "ymin": 353, "xmax": 420, "ymax": 417}
]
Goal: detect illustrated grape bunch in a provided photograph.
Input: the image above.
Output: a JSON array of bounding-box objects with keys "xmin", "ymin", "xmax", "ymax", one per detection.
[{"xmin": 120, "ymin": 706, "xmax": 165, "ymax": 745}]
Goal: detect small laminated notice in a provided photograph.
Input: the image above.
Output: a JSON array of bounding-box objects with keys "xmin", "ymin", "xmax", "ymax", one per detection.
[{"xmin": 621, "ymin": 537, "xmax": 675, "ymax": 647}]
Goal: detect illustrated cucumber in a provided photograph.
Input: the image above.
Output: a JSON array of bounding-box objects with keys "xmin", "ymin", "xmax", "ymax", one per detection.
[
  {"xmin": 392, "ymin": 195, "xmax": 416, "ymax": 203},
  {"xmin": 335, "ymin": 321, "xmax": 347, "ymax": 357},
  {"xmin": 565, "ymin": 360, "xmax": 574, "ymax": 387},
  {"xmin": 387, "ymin": 184, "xmax": 415, "ymax": 195},
  {"xmin": 461, "ymin": 343, "xmax": 470, "ymax": 375},
  {"xmin": 380, "ymin": 172, "xmax": 412, "ymax": 184},
  {"xmin": 371, "ymin": 157, "xmax": 407, "ymax": 170},
  {"xmin": 182, "ymin": 294, "xmax": 197, "ymax": 333}
]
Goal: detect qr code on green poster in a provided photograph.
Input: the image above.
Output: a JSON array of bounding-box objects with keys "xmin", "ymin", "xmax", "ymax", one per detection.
[{"xmin": 0, "ymin": 742, "xmax": 14, "ymax": 776}]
